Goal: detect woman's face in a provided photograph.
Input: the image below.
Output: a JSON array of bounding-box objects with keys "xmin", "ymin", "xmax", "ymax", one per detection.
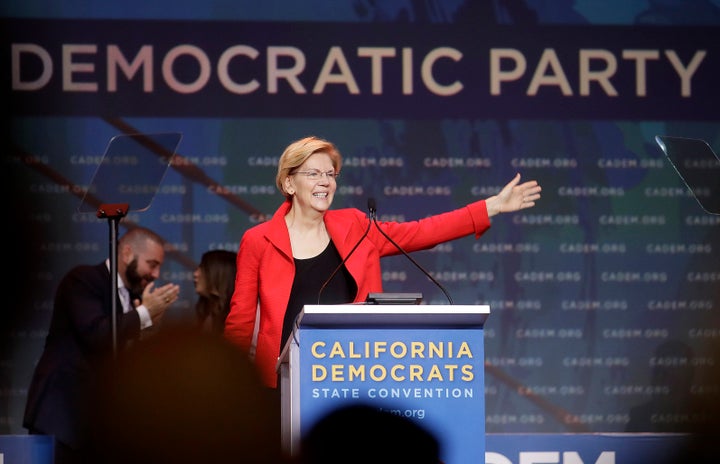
[
  {"xmin": 193, "ymin": 265, "xmax": 208, "ymax": 297},
  {"xmin": 287, "ymin": 152, "xmax": 337, "ymax": 213}
]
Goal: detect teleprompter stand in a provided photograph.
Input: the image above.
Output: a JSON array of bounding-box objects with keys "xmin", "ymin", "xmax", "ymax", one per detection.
[{"xmin": 77, "ymin": 133, "xmax": 182, "ymax": 356}]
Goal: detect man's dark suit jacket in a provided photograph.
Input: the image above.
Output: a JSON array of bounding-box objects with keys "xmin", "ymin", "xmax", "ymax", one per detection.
[{"xmin": 23, "ymin": 262, "xmax": 143, "ymax": 448}]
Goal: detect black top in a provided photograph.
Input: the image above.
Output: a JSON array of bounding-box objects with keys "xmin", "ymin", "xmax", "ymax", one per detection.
[{"xmin": 281, "ymin": 241, "xmax": 357, "ymax": 350}]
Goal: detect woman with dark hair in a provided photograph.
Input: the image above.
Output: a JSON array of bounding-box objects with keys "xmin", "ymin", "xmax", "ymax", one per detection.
[{"xmin": 194, "ymin": 249, "xmax": 237, "ymax": 334}]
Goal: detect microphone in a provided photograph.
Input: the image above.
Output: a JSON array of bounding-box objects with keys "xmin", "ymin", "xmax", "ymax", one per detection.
[
  {"xmin": 316, "ymin": 201, "xmax": 373, "ymax": 304},
  {"xmin": 368, "ymin": 197, "xmax": 454, "ymax": 305}
]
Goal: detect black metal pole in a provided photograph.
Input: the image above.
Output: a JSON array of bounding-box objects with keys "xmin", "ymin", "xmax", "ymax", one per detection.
[{"xmin": 97, "ymin": 203, "xmax": 129, "ymax": 358}]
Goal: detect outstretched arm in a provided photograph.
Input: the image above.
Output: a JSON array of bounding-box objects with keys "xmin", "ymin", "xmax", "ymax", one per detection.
[{"xmin": 485, "ymin": 173, "xmax": 542, "ymax": 217}]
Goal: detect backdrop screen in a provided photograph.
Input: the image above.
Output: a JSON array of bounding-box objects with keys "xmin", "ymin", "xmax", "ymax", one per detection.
[{"xmin": 3, "ymin": 0, "xmax": 720, "ymax": 436}]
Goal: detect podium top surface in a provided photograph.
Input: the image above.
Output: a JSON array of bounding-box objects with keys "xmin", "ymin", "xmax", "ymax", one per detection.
[{"xmin": 297, "ymin": 304, "xmax": 490, "ymax": 328}]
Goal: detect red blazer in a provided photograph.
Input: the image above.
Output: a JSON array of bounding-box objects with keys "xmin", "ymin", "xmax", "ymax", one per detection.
[{"xmin": 224, "ymin": 199, "xmax": 491, "ymax": 387}]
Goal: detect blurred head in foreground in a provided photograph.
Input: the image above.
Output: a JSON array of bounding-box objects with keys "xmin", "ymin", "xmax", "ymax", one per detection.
[
  {"xmin": 299, "ymin": 403, "xmax": 442, "ymax": 464},
  {"xmin": 88, "ymin": 326, "xmax": 284, "ymax": 464}
]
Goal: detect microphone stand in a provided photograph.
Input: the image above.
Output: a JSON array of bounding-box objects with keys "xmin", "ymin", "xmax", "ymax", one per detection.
[
  {"xmin": 317, "ymin": 213, "xmax": 372, "ymax": 305},
  {"xmin": 368, "ymin": 198, "xmax": 454, "ymax": 305}
]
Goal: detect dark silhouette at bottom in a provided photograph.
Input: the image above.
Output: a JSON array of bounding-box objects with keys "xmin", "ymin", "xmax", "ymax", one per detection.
[
  {"xmin": 298, "ymin": 403, "xmax": 442, "ymax": 464},
  {"xmin": 87, "ymin": 326, "xmax": 286, "ymax": 464}
]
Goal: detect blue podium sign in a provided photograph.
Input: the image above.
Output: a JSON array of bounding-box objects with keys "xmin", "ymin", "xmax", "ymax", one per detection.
[
  {"xmin": 278, "ymin": 304, "xmax": 490, "ymax": 464},
  {"xmin": 0, "ymin": 435, "xmax": 53, "ymax": 464}
]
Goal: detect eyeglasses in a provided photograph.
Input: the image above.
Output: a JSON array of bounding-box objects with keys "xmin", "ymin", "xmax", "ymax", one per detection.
[{"xmin": 293, "ymin": 169, "xmax": 339, "ymax": 181}]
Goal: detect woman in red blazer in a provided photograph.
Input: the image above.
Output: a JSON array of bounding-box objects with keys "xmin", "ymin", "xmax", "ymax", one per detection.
[{"xmin": 224, "ymin": 136, "xmax": 541, "ymax": 388}]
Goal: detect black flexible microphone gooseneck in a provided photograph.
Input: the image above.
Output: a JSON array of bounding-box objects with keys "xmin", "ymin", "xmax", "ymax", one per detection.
[
  {"xmin": 316, "ymin": 202, "xmax": 373, "ymax": 304},
  {"xmin": 368, "ymin": 197, "xmax": 377, "ymax": 220},
  {"xmin": 368, "ymin": 197, "xmax": 454, "ymax": 305}
]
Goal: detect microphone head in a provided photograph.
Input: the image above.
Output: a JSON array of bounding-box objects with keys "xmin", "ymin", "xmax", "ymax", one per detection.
[{"xmin": 367, "ymin": 198, "xmax": 377, "ymax": 214}]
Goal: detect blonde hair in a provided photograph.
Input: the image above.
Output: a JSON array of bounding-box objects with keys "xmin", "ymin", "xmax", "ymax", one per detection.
[{"xmin": 275, "ymin": 136, "xmax": 343, "ymax": 199}]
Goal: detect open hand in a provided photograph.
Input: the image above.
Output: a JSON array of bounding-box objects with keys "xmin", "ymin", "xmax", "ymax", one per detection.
[{"xmin": 485, "ymin": 173, "xmax": 542, "ymax": 217}]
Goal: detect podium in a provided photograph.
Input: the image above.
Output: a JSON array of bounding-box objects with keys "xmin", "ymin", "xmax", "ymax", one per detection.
[{"xmin": 277, "ymin": 304, "xmax": 490, "ymax": 464}]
